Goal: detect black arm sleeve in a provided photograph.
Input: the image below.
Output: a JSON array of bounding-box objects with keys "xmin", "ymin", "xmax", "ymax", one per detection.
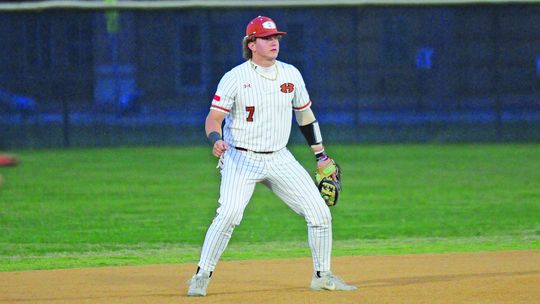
[{"xmin": 299, "ymin": 120, "xmax": 323, "ymax": 145}]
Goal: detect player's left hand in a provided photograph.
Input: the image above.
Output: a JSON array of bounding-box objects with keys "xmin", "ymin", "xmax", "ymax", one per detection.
[
  {"xmin": 315, "ymin": 158, "xmax": 342, "ymax": 207},
  {"xmin": 317, "ymin": 158, "xmax": 337, "ymax": 180}
]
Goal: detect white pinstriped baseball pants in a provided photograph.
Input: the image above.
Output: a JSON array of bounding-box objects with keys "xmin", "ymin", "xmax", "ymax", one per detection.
[{"xmin": 197, "ymin": 147, "xmax": 332, "ymax": 273}]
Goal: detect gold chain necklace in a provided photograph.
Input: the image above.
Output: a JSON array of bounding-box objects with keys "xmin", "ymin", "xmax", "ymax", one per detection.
[{"xmin": 250, "ymin": 61, "xmax": 279, "ymax": 81}]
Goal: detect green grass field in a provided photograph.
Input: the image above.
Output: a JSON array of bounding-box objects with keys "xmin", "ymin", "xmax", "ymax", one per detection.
[{"xmin": 1, "ymin": 144, "xmax": 539, "ymax": 272}]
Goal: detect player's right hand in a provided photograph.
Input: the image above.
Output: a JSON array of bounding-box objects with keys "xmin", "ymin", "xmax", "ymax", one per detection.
[{"xmin": 213, "ymin": 140, "xmax": 228, "ymax": 157}]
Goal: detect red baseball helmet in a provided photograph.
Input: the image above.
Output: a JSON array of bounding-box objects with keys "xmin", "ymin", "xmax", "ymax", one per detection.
[{"xmin": 245, "ymin": 16, "xmax": 287, "ymax": 39}]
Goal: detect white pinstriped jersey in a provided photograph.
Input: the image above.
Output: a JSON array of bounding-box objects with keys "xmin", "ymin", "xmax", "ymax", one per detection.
[
  {"xmin": 210, "ymin": 60, "xmax": 311, "ymax": 152},
  {"xmin": 197, "ymin": 60, "xmax": 333, "ymax": 275}
]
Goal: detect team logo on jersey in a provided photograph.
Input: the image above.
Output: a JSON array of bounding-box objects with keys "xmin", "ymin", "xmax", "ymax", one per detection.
[
  {"xmin": 280, "ymin": 83, "xmax": 294, "ymax": 93},
  {"xmin": 213, "ymin": 95, "xmax": 221, "ymax": 102}
]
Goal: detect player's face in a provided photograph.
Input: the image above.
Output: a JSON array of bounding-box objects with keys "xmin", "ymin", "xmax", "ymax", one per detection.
[{"xmin": 251, "ymin": 35, "xmax": 281, "ymax": 63}]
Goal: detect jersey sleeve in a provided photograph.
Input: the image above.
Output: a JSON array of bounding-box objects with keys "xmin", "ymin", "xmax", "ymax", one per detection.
[
  {"xmin": 210, "ymin": 71, "xmax": 237, "ymax": 114},
  {"xmin": 291, "ymin": 67, "xmax": 312, "ymax": 111}
]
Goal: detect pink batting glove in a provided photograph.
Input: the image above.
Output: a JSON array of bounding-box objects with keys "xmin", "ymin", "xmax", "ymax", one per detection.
[{"xmin": 317, "ymin": 157, "xmax": 337, "ymax": 180}]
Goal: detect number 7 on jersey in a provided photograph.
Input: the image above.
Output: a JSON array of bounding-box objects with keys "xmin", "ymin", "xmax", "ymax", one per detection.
[{"xmin": 245, "ymin": 106, "xmax": 255, "ymax": 122}]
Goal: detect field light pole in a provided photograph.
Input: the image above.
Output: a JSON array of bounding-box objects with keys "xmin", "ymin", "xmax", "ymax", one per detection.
[
  {"xmin": 352, "ymin": 10, "xmax": 361, "ymax": 143},
  {"xmin": 62, "ymin": 91, "xmax": 70, "ymax": 148},
  {"xmin": 491, "ymin": 9, "xmax": 503, "ymax": 141},
  {"xmin": 105, "ymin": 0, "xmax": 120, "ymax": 111},
  {"xmin": 56, "ymin": 80, "xmax": 70, "ymax": 148}
]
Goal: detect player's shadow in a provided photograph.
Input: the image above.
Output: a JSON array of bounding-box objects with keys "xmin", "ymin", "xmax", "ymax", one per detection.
[
  {"xmin": 195, "ymin": 270, "xmax": 540, "ymax": 297},
  {"xmin": 360, "ymin": 270, "xmax": 540, "ymax": 288}
]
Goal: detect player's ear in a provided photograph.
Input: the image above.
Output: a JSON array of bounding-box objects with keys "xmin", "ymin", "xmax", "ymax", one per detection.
[{"xmin": 248, "ymin": 40, "xmax": 256, "ymax": 52}]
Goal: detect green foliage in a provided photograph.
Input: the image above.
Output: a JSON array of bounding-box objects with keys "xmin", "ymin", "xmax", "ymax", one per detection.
[{"xmin": 1, "ymin": 144, "xmax": 539, "ymax": 271}]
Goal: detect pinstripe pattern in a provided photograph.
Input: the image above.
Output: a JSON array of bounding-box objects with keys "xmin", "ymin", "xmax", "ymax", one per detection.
[
  {"xmin": 198, "ymin": 60, "xmax": 332, "ymax": 274},
  {"xmin": 211, "ymin": 60, "xmax": 310, "ymax": 152},
  {"xmin": 198, "ymin": 148, "xmax": 332, "ymax": 272}
]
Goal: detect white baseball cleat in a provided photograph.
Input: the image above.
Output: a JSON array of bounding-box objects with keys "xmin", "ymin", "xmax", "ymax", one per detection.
[
  {"xmin": 310, "ymin": 271, "xmax": 358, "ymax": 291},
  {"xmin": 187, "ymin": 270, "xmax": 211, "ymax": 296}
]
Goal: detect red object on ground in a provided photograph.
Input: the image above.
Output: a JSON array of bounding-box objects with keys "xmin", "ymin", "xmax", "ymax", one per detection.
[{"xmin": 0, "ymin": 154, "xmax": 18, "ymax": 166}]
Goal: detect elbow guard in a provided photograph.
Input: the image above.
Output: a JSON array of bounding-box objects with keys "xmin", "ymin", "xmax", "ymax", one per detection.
[{"xmin": 299, "ymin": 120, "xmax": 323, "ymax": 146}]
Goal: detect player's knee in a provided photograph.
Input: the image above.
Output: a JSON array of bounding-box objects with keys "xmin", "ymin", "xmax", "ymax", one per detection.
[
  {"xmin": 320, "ymin": 209, "xmax": 332, "ymax": 226},
  {"xmin": 307, "ymin": 206, "xmax": 332, "ymax": 227},
  {"xmin": 215, "ymin": 207, "xmax": 244, "ymax": 227}
]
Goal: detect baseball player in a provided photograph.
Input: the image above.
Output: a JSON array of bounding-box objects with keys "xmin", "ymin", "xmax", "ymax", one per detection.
[{"xmin": 187, "ymin": 16, "xmax": 357, "ymax": 296}]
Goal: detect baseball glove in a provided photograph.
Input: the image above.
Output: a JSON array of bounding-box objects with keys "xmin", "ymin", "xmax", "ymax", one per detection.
[{"xmin": 315, "ymin": 159, "xmax": 342, "ymax": 207}]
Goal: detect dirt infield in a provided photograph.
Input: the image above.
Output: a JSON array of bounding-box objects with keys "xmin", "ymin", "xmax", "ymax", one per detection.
[{"xmin": 1, "ymin": 250, "xmax": 539, "ymax": 303}]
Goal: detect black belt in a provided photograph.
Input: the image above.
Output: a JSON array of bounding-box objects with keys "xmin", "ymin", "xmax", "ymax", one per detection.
[{"xmin": 235, "ymin": 147, "xmax": 274, "ymax": 154}]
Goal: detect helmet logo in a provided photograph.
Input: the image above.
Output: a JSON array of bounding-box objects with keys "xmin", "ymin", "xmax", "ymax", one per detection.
[{"xmin": 262, "ymin": 21, "xmax": 276, "ymax": 29}]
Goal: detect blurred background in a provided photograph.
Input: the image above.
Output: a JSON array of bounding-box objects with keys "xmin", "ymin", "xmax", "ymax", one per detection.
[{"xmin": 1, "ymin": 0, "xmax": 539, "ymax": 149}]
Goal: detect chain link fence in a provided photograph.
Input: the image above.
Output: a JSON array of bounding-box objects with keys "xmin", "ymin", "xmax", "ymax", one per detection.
[{"xmin": 1, "ymin": 3, "xmax": 539, "ymax": 148}]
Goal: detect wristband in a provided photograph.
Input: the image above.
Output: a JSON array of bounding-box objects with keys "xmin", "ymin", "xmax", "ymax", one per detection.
[
  {"xmin": 207, "ymin": 131, "xmax": 222, "ymax": 145},
  {"xmin": 315, "ymin": 150, "xmax": 328, "ymax": 162}
]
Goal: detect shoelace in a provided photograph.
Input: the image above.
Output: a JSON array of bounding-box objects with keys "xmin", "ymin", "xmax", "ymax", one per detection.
[
  {"xmin": 193, "ymin": 276, "xmax": 207, "ymax": 288},
  {"xmin": 326, "ymin": 273, "xmax": 347, "ymax": 285}
]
